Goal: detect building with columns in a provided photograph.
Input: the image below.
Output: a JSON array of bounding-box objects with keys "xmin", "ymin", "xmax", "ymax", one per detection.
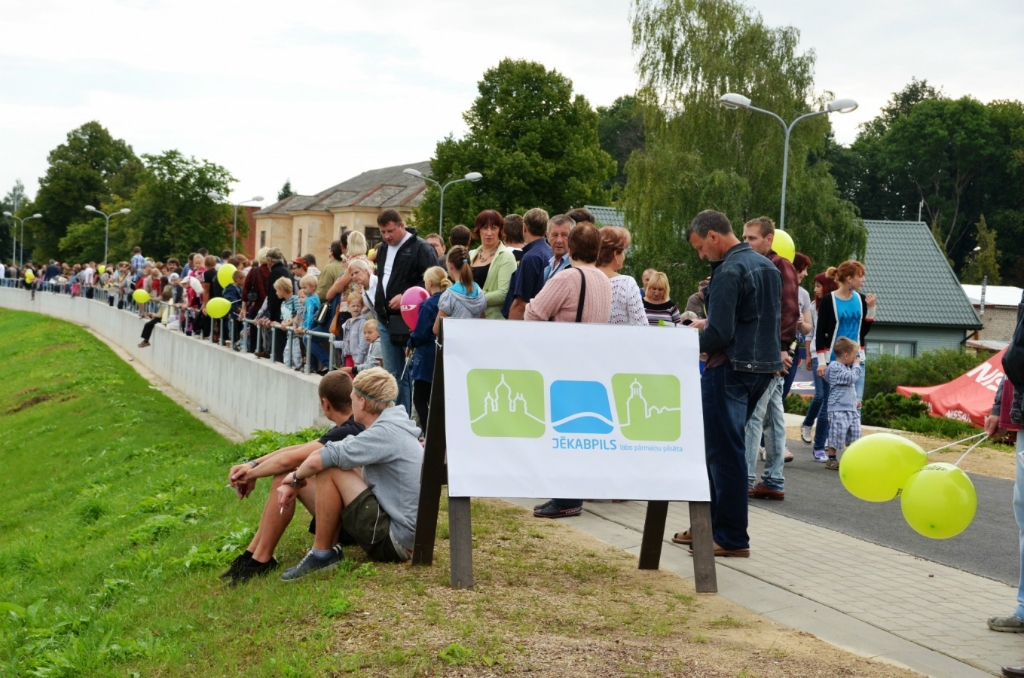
[{"xmin": 252, "ymin": 161, "xmax": 430, "ymax": 261}]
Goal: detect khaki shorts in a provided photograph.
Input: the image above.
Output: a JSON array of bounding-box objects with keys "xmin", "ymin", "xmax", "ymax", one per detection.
[{"xmin": 341, "ymin": 488, "xmax": 410, "ymax": 563}]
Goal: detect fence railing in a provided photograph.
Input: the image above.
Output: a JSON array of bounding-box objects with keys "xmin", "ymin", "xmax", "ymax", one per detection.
[{"xmin": 1, "ymin": 277, "xmax": 336, "ymax": 375}]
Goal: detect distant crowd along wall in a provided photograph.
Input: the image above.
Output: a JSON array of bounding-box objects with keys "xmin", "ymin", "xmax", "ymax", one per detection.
[{"xmin": 0, "ymin": 286, "xmax": 328, "ymax": 437}]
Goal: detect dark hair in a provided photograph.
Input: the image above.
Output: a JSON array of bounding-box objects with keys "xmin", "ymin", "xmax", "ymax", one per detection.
[
  {"xmin": 449, "ymin": 224, "xmax": 472, "ymax": 247},
  {"xmin": 187, "ymin": 253, "xmax": 197, "ymax": 264},
  {"xmin": 814, "ymin": 267, "xmax": 838, "ymax": 309},
  {"xmin": 596, "ymin": 226, "xmax": 631, "ymax": 267},
  {"xmin": 566, "ymin": 207, "xmax": 595, "ymax": 225},
  {"xmin": 744, "ymin": 216, "xmax": 775, "ymax": 238},
  {"xmin": 302, "ymin": 253, "xmax": 316, "ymax": 266},
  {"xmin": 502, "ymin": 214, "xmax": 524, "ymax": 244},
  {"xmin": 318, "ymin": 370, "xmax": 354, "ymax": 411},
  {"xmin": 167, "ymin": 258, "xmax": 179, "ymax": 266},
  {"xmin": 568, "ymin": 222, "xmax": 601, "ymax": 263},
  {"xmin": 792, "ymin": 252, "xmax": 811, "ymax": 273},
  {"xmin": 198, "ymin": 248, "xmax": 208, "ymax": 256},
  {"xmin": 687, "ymin": 210, "xmax": 733, "ymax": 238},
  {"xmin": 221, "ymin": 249, "xmax": 231, "ymax": 260},
  {"xmin": 377, "ymin": 209, "xmax": 402, "ymax": 227},
  {"xmin": 523, "ymin": 208, "xmax": 549, "ymax": 237},
  {"xmin": 473, "ymin": 210, "xmax": 504, "ymax": 242},
  {"xmin": 133, "ymin": 246, "xmax": 142, "ymax": 254},
  {"xmin": 330, "ymin": 240, "xmax": 343, "ymax": 260},
  {"xmin": 447, "ymin": 245, "xmax": 473, "ymax": 285},
  {"xmin": 227, "ymin": 256, "xmax": 240, "ymax": 266}
]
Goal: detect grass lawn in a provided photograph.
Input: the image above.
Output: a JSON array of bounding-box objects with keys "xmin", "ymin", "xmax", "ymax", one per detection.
[{"xmin": 0, "ymin": 308, "xmax": 919, "ymax": 677}]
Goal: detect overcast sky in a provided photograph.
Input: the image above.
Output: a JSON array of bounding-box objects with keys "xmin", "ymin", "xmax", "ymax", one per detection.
[{"xmin": 1, "ymin": 0, "xmax": 1021, "ymax": 205}]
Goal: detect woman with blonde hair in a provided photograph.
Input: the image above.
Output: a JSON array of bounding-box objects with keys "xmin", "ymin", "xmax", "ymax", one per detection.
[
  {"xmin": 326, "ymin": 230, "xmax": 372, "ymax": 327},
  {"xmin": 642, "ymin": 272, "xmax": 682, "ymax": 326},
  {"xmin": 407, "ymin": 266, "xmax": 452, "ymax": 434}
]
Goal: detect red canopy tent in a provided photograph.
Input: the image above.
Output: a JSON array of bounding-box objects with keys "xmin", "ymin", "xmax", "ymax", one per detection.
[{"xmin": 897, "ymin": 349, "xmax": 1006, "ymax": 428}]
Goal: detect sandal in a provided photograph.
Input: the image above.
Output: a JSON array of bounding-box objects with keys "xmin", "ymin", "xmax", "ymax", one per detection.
[{"xmin": 671, "ymin": 529, "xmax": 692, "ymax": 545}]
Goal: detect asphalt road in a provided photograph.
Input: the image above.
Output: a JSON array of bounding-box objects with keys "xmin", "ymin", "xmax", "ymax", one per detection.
[{"xmin": 751, "ymin": 438, "xmax": 1018, "ymax": 585}]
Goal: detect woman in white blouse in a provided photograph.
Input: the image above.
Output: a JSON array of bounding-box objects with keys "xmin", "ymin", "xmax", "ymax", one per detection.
[{"xmin": 596, "ymin": 226, "xmax": 647, "ymax": 326}]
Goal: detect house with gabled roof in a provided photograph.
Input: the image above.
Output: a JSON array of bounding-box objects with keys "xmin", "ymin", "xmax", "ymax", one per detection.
[
  {"xmin": 253, "ymin": 161, "xmax": 430, "ymax": 260},
  {"xmin": 861, "ymin": 220, "xmax": 982, "ymax": 357}
]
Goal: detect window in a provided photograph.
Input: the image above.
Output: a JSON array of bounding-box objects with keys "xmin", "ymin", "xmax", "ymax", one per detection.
[
  {"xmin": 364, "ymin": 226, "xmax": 381, "ymax": 250},
  {"xmin": 259, "ymin": 231, "xmax": 266, "ymax": 247},
  {"xmin": 866, "ymin": 341, "xmax": 917, "ymax": 358}
]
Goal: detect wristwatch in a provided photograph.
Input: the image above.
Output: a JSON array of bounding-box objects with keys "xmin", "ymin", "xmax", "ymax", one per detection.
[
  {"xmin": 248, "ymin": 460, "xmax": 259, "ymax": 469},
  {"xmin": 290, "ymin": 471, "xmax": 303, "ymax": 488}
]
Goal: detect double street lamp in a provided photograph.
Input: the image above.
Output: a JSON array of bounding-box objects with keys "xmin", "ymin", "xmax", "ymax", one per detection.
[
  {"xmin": 84, "ymin": 205, "xmax": 131, "ymax": 267},
  {"xmin": 3, "ymin": 211, "xmax": 42, "ymax": 269},
  {"xmin": 720, "ymin": 93, "xmax": 858, "ymax": 230},
  {"xmin": 403, "ymin": 168, "xmax": 483, "ymax": 235},
  {"xmin": 208, "ymin": 193, "xmax": 264, "ymax": 255}
]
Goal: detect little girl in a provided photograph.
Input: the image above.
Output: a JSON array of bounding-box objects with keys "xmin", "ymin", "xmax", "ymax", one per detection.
[
  {"xmin": 408, "ymin": 266, "xmax": 449, "ymax": 434},
  {"xmin": 274, "ymin": 277, "xmax": 302, "ymax": 369},
  {"xmin": 433, "ymin": 245, "xmax": 487, "ymax": 334},
  {"xmin": 340, "ymin": 292, "xmax": 369, "ymax": 368},
  {"xmin": 342, "ymin": 319, "xmax": 382, "ymax": 376}
]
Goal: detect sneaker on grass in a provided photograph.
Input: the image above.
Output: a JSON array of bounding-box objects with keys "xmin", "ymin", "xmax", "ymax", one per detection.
[
  {"xmin": 812, "ymin": 449, "xmax": 827, "ymax": 462},
  {"xmin": 231, "ymin": 557, "xmax": 279, "ymax": 584},
  {"xmin": 281, "ymin": 545, "xmax": 344, "ymax": 581},
  {"xmin": 801, "ymin": 426, "xmax": 812, "ymax": 444},
  {"xmin": 988, "ymin": 614, "xmax": 1024, "ymax": 633},
  {"xmin": 533, "ymin": 500, "xmax": 581, "ymax": 519},
  {"xmin": 220, "ymin": 551, "xmax": 252, "ymax": 579}
]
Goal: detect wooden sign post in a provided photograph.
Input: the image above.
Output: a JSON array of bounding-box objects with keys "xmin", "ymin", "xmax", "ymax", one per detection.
[{"xmin": 412, "ymin": 323, "xmax": 718, "ymax": 593}]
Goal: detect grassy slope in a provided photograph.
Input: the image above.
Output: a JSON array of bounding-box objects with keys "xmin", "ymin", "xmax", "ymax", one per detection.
[{"xmin": 0, "ymin": 309, "xmax": 918, "ymax": 678}]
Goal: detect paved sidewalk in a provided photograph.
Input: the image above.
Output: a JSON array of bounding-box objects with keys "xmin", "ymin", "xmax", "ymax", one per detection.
[{"xmin": 504, "ymin": 498, "xmax": 1020, "ymax": 677}]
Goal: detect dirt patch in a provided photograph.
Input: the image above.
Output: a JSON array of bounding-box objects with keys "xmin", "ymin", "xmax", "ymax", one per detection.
[
  {"xmin": 6, "ymin": 393, "xmax": 52, "ymax": 414},
  {"xmin": 786, "ymin": 425, "xmax": 1016, "ymax": 480}
]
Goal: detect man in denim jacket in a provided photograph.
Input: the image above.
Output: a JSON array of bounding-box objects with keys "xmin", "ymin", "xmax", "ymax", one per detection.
[{"xmin": 674, "ymin": 209, "xmax": 782, "ymax": 557}]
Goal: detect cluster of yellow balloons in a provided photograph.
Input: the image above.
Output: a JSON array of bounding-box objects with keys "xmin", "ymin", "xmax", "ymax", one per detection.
[{"xmin": 840, "ymin": 433, "xmax": 978, "ymax": 539}]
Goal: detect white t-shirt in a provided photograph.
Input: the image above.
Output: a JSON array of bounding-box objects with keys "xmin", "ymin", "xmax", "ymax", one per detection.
[
  {"xmin": 0, "ymin": 263, "xmax": 5, "ymax": 279},
  {"xmin": 380, "ymin": 231, "xmax": 412, "ymax": 297},
  {"xmin": 81, "ymin": 266, "xmax": 95, "ymax": 285}
]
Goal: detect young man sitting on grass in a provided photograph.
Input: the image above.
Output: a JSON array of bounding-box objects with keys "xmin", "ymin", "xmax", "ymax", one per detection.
[
  {"xmin": 224, "ymin": 371, "xmax": 364, "ymax": 583},
  {"xmin": 275, "ymin": 367, "xmax": 423, "ymax": 580}
]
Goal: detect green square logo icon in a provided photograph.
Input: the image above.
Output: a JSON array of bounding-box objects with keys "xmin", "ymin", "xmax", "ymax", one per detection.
[
  {"xmin": 611, "ymin": 374, "xmax": 681, "ymax": 441},
  {"xmin": 466, "ymin": 369, "xmax": 546, "ymax": 438}
]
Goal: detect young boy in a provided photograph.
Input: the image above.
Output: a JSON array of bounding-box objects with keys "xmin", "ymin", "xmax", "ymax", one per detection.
[
  {"xmin": 341, "ymin": 318, "xmax": 382, "ymax": 376},
  {"xmin": 274, "ymin": 276, "xmax": 302, "ymax": 369},
  {"xmin": 824, "ymin": 336, "xmax": 863, "ymax": 470},
  {"xmin": 223, "ymin": 270, "xmax": 246, "ymax": 348},
  {"xmin": 340, "ymin": 292, "xmax": 369, "ymax": 368}
]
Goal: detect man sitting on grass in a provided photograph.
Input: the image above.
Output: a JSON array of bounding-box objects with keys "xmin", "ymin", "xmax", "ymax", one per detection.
[
  {"xmin": 224, "ymin": 371, "xmax": 364, "ymax": 583},
  {"xmin": 276, "ymin": 367, "xmax": 423, "ymax": 580}
]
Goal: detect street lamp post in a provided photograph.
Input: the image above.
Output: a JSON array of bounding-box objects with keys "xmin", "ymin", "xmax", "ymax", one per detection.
[
  {"xmin": 84, "ymin": 206, "xmax": 131, "ymax": 267},
  {"xmin": 720, "ymin": 94, "xmax": 858, "ymax": 230},
  {"xmin": 403, "ymin": 169, "xmax": 483, "ymax": 235},
  {"xmin": 2, "ymin": 212, "xmax": 42, "ymax": 269},
  {"xmin": 209, "ymin": 193, "xmax": 264, "ymax": 255}
]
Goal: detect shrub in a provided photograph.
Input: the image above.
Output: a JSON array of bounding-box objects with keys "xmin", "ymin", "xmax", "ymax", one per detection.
[
  {"xmin": 784, "ymin": 394, "xmax": 809, "ymax": 415},
  {"xmin": 863, "ymin": 348, "xmax": 986, "ymax": 400},
  {"xmin": 889, "ymin": 415, "xmax": 980, "ymax": 440},
  {"xmin": 861, "ymin": 393, "xmax": 929, "ymax": 427}
]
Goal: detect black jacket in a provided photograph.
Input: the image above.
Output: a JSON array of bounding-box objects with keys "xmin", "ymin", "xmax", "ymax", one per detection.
[
  {"xmin": 814, "ymin": 291, "xmax": 873, "ymax": 364},
  {"xmin": 267, "ymin": 262, "xmax": 292, "ymax": 322},
  {"xmin": 373, "ymin": 228, "xmax": 438, "ymax": 322}
]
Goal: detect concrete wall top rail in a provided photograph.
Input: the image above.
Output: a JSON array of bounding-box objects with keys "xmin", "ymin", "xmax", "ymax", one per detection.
[{"xmin": 0, "ymin": 287, "xmax": 329, "ymax": 437}]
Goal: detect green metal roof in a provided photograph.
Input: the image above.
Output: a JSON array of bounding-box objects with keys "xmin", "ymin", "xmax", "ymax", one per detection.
[
  {"xmin": 862, "ymin": 220, "xmax": 982, "ymax": 329},
  {"xmin": 585, "ymin": 205, "xmax": 625, "ymax": 227}
]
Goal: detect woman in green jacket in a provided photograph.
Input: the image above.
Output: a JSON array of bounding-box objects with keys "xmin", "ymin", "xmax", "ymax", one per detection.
[{"xmin": 468, "ymin": 209, "xmax": 517, "ymax": 319}]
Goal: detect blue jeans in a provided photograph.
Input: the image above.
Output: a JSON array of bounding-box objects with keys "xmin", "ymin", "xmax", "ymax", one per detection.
[
  {"xmin": 803, "ymin": 357, "xmax": 827, "ymax": 449},
  {"xmin": 701, "ymin": 364, "xmax": 772, "ymax": 550},
  {"xmin": 376, "ymin": 321, "xmax": 412, "ymax": 415},
  {"xmin": 1015, "ymin": 434, "xmax": 1024, "ymax": 619},
  {"xmin": 745, "ymin": 376, "xmax": 786, "ymax": 491}
]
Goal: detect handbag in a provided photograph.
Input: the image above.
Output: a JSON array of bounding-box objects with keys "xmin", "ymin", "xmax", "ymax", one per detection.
[
  {"xmin": 550, "ymin": 268, "xmax": 587, "ymax": 322},
  {"xmin": 388, "ymin": 314, "xmax": 411, "ymax": 347},
  {"xmin": 316, "ymin": 296, "xmax": 333, "ymax": 326}
]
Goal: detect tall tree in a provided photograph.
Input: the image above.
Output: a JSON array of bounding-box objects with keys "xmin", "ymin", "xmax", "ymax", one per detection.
[
  {"xmin": 416, "ymin": 59, "xmax": 616, "ymax": 235},
  {"xmin": 33, "ymin": 122, "xmax": 142, "ymax": 259},
  {"xmin": 278, "ymin": 179, "xmax": 295, "ymax": 201},
  {"xmin": 961, "ymin": 215, "xmax": 1002, "ymax": 285},
  {"xmin": 1, "ymin": 181, "xmax": 29, "ymax": 265},
  {"xmin": 624, "ymin": 0, "xmax": 865, "ymax": 297},
  {"xmin": 597, "ymin": 95, "xmax": 646, "ymax": 196}
]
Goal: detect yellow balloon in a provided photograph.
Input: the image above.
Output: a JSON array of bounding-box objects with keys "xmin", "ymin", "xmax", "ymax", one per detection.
[
  {"xmin": 206, "ymin": 297, "xmax": 231, "ymax": 319},
  {"xmin": 98, "ymin": 265, "xmax": 106, "ymax": 274},
  {"xmin": 25, "ymin": 271, "xmax": 35, "ymax": 282},
  {"xmin": 773, "ymin": 229, "xmax": 795, "ymax": 262},
  {"xmin": 901, "ymin": 463, "xmax": 977, "ymax": 539},
  {"xmin": 217, "ymin": 263, "xmax": 237, "ymax": 289},
  {"xmin": 132, "ymin": 289, "xmax": 151, "ymax": 304},
  {"xmin": 839, "ymin": 433, "xmax": 927, "ymax": 502}
]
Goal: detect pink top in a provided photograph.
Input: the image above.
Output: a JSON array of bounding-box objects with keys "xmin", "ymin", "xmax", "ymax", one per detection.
[{"xmin": 524, "ymin": 266, "xmax": 612, "ymax": 323}]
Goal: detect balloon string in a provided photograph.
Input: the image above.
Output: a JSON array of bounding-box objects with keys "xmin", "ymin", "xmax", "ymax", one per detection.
[
  {"xmin": 926, "ymin": 432, "xmax": 987, "ymax": 455},
  {"xmin": 953, "ymin": 435, "xmax": 989, "ymax": 468}
]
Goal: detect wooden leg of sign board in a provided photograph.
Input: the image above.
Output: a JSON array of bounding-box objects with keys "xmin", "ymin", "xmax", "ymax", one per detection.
[
  {"xmin": 638, "ymin": 500, "xmax": 668, "ymax": 570},
  {"xmin": 412, "ymin": 324, "xmax": 447, "ymax": 567},
  {"xmin": 448, "ymin": 496, "xmax": 474, "ymax": 589},
  {"xmin": 689, "ymin": 501, "xmax": 718, "ymax": 593}
]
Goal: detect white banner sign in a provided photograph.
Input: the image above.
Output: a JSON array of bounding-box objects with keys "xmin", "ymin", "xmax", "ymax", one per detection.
[{"xmin": 442, "ymin": 320, "xmax": 709, "ymax": 501}]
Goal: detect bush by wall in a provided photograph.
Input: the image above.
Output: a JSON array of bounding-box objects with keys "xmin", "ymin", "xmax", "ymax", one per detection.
[{"xmin": 861, "ymin": 393, "xmax": 929, "ymax": 427}]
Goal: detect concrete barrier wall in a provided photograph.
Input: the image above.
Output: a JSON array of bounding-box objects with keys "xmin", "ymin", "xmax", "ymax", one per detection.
[{"xmin": 0, "ymin": 287, "xmax": 329, "ymax": 436}]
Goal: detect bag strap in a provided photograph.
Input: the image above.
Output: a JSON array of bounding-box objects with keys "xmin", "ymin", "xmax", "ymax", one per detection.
[{"xmin": 575, "ymin": 268, "xmax": 586, "ymax": 323}]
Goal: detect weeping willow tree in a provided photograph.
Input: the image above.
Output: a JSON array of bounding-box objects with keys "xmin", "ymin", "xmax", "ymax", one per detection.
[{"xmin": 623, "ymin": 0, "xmax": 865, "ymax": 298}]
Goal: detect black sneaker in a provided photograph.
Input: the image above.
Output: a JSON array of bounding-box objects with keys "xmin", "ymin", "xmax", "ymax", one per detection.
[
  {"xmin": 280, "ymin": 545, "xmax": 344, "ymax": 582},
  {"xmin": 533, "ymin": 501, "xmax": 582, "ymax": 519},
  {"xmin": 231, "ymin": 557, "xmax": 279, "ymax": 584},
  {"xmin": 220, "ymin": 551, "xmax": 252, "ymax": 579}
]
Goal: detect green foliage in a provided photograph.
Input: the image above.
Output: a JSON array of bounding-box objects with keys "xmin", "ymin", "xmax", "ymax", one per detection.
[
  {"xmin": 597, "ymin": 95, "xmax": 646, "ymax": 194},
  {"xmin": 861, "ymin": 393, "xmax": 929, "ymax": 427},
  {"xmin": 278, "ymin": 179, "xmax": 295, "ymax": 201},
  {"xmin": 416, "ymin": 59, "xmax": 616, "ymax": 235},
  {"xmin": 863, "ymin": 348, "xmax": 986, "ymax": 400},
  {"xmin": 783, "ymin": 394, "xmax": 809, "ymax": 415},
  {"xmin": 624, "ymin": 0, "xmax": 866, "ymax": 299},
  {"xmin": 1, "ymin": 180, "xmax": 29, "ymax": 266},
  {"xmin": 438, "ymin": 642, "xmax": 473, "ymax": 665},
  {"xmin": 961, "ymin": 215, "xmax": 1002, "ymax": 284},
  {"xmin": 889, "ymin": 415, "xmax": 980, "ymax": 440}
]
